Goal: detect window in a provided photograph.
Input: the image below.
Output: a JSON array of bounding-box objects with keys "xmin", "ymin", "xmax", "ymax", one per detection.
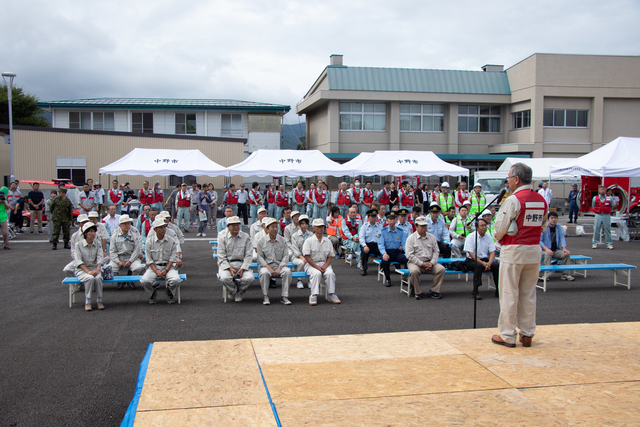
[
  {"xmin": 56, "ymin": 157, "xmax": 87, "ymax": 186},
  {"xmin": 400, "ymin": 104, "xmax": 444, "ymax": 132},
  {"xmin": 132, "ymin": 112, "xmax": 153, "ymax": 133},
  {"xmin": 543, "ymin": 109, "xmax": 588, "ymax": 128},
  {"xmin": 175, "ymin": 113, "xmax": 197, "ymax": 135},
  {"xmin": 458, "ymin": 105, "xmax": 501, "ymax": 133},
  {"xmin": 222, "ymin": 114, "xmax": 243, "ymax": 136},
  {"xmin": 511, "ymin": 110, "xmax": 531, "ymax": 130},
  {"xmin": 339, "ymin": 102, "xmax": 386, "ymax": 131},
  {"xmin": 69, "ymin": 112, "xmax": 114, "ymax": 131}
]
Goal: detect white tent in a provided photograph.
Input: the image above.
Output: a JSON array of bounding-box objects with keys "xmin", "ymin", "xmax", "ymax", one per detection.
[
  {"xmin": 549, "ymin": 137, "xmax": 640, "ymax": 177},
  {"xmin": 226, "ymin": 149, "xmax": 347, "ymax": 177},
  {"xmin": 343, "ymin": 150, "xmax": 469, "ymax": 177},
  {"xmin": 498, "ymin": 157, "xmax": 580, "ymax": 181},
  {"xmin": 99, "ymin": 148, "xmax": 228, "ymax": 177}
]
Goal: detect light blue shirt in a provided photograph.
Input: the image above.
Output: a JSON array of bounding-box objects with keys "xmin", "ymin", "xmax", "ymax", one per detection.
[
  {"xmin": 359, "ymin": 221, "xmax": 383, "ymax": 246},
  {"xmin": 426, "ymin": 215, "xmax": 450, "ymax": 244},
  {"xmin": 396, "ymin": 220, "xmax": 413, "ymax": 238},
  {"xmin": 217, "ymin": 217, "xmax": 227, "ymax": 233},
  {"xmin": 378, "ymin": 226, "xmax": 407, "ymax": 255},
  {"xmin": 540, "ymin": 224, "xmax": 567, "ymax": 250}
]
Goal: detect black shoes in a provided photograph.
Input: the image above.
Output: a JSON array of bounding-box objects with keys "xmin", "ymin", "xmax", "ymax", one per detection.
[
  {"xmin": 384, "ymin": 279, "xmax": 392, "ymax": 287},
  {"xmin": 360, "ymin": 269, "xmax": 367, "ymax": 276},
  {"xmin": 52, "ymin": 242, "xmax": 57, "ymax": 250},
  {"xmin": 64, "ymin": 242, "xmax": 71, "ymax": 249},
  {"xmin": 414, "ymin": 293, "xmax": 423, "ymax": 300},
  {"xmin": 269, "ymin": 279, "xmax": 277, "ymax": 288},
  {"xmin": 427, "ymin": 291, "xmax": 442, "ymax": 299}
]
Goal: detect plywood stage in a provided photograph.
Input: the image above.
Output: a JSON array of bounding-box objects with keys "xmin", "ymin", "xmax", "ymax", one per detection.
[{"xmin": 132, "ymin": 323, "xmax": 640, "ymax": 426}]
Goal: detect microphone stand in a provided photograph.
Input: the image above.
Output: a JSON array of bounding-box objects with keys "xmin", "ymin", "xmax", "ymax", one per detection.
[{"xmin": 471, "ymin": 189, "xmax": 506, "ymax": 329}]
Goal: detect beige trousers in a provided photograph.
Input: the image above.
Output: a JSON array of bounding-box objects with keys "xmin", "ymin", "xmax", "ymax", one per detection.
[
  {"xmin": 542, "ymin": 249, "xmax": 571, "ymax": 278},
  {"xmin": 408, "ymin": 262, "xmax": 445, "ymax": 295},
  {"xmin": 259, "ymin": 266, "xmax": 291, "ymax": 297},
  {"xmin": 497, "ymin": 262, "xmax": 539, "ymax": 344}
]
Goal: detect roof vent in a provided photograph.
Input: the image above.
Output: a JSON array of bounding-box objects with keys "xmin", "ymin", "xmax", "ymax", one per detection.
[
  {"xmin": 482, "ymin": 64, "xmax": 504, "ymax": 72},
  {"xmin": 330, "ymin": 54, "xmax": 343, "ymax": 66}
]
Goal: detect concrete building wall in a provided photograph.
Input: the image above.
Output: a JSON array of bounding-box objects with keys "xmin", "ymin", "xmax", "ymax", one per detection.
[
  {"xmin": 602, "ymin": 98, "xmax": 640, "ymax": 143},
  {"xmin": 306, "ymin": 104, "xmax": 330, "ymax": 152}
]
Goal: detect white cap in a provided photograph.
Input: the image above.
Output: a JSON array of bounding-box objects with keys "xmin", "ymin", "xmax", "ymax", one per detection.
[
  {"xmin": 474, "ymin": 183, "xmax": 482, "ymax": 188},
  {"xmin": 88, "ymin": 211, "xmax": 99, "ymax": 218},
  {"xmin": 227, "ymin": 216, "xmax": 241, "ymax": 225},
  {"xmin": 77, "ymin": 214, "xmax": 89, "ymax": 223},
  {"xmin": 312, "ymin": 218, "xmax": 325, "ymax": 227},
  {"xmin": 263, "ymin": 217, "xmax": 278, "ymax": 227},
  {"xmin": 441, "ymin": 182, "xmax": 450, "ymax": 188},
  {"xmin": 82, "ymin": 222, "xmax": 97, "ymax": 233},
  {"xmin": 160, "ymin": 211, "xmax": 170, "ymax": 217},
  {"xmin": 152, "ymin": 219, "xmax": 166, "ymax": 229},
  {"xmin": 291, "ymin": 210, "xmax": 300, "ymax": 217},
  {"xmin": 257, "ymin": 207, "xmax": 267, "ymax": 214},
  {"xmin": 298, "ymin": 215, "xmax": 309, "ymax": 222},
  {"xmin": 415, "ymin": 216, "xmax": 429, "ymax": 226},
  {"xmin": 119, "ymin": 214, "xmax": 134, "ymax": 224},
  {"xmin": 481, "ymin": 210, "xmax": 492, "ymax": 217},
  {"xmin": 430, "ymin": 201, "xmax": 439, "ymax": 207},
  {"xmin": 462, "ymin": 200, "xmax": 471, "ymax": 207}
]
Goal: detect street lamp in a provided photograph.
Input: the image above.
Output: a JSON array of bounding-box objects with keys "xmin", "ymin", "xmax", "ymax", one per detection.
[{"xmin": 2, "ymin": 71, "xmax": 16, "ymax": 183}]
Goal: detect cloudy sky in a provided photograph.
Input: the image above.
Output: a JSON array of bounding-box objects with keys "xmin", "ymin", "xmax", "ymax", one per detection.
[{"xmin": 3, "ymin": 0, "xmax": 640, "ymax": 125}]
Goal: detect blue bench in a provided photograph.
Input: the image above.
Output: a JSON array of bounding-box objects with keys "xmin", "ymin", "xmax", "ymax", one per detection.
[
  {"xmin": 218, "ymin": 271, "xmax": 326, "ymax": 302},
  {"xmin": 537, "ymin": 263, "xmax": 635, "ymax": 292},
  {"xmin": 373, "ymin": 257, "xmax": 466, "ymax": 282},
  {"xmin": 62, "ymin": 274, "xmax": 187, "ymax": 307},
  {"xmin": 395, "ymin": 268, "xmax": 475, "ymax": 297}
]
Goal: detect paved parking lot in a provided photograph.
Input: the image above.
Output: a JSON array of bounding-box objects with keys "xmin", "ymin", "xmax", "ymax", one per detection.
[{"xmin": 1, "ymin": 217, "xmax": 639, "ymax": 426}]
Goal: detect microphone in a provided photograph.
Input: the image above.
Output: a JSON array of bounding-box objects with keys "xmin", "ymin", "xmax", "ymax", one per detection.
[{"xmin": 495, "ymin": 188, "xmax": 507, "ymax": 205}]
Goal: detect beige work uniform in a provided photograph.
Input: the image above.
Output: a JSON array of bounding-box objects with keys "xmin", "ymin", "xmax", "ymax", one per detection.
[
  {"xmin": 217, "ymin": 230, "xmax": 254, "ymax": 295},
  {"xmin": 284, "ymin": 223, "xmax": 300, "ymax": 243},
  {"xmin": 141, "ymin": 234, "xmax": 181, "ymax": 296},
  {"xmin": 109, "ymin": 227, "xmax": 145, "ymax": 276},
  {"xmin": 257, "ymin": 234, "xmax": 291, "ymax": 297},
  {"xmin": 494, "ymin": 185, "xmax": 548, "ymax": 344},
  {"xmin": 405, "ymin": 231, "xmax": 446, "ymax": 295},
  {"xmin": 288, "ymin": 229, "xmax": 313, "ymax": 272},
  {"xmin": 302, "ymin": 235, "xmax": 336, "ymax": 296},
  {"xmin": 74, "ymin": 238, "xmax": 104, "ymax": 301},
  {"xmin": 64, "ymin": 230, "xmax": 87, "ymax": 277}
]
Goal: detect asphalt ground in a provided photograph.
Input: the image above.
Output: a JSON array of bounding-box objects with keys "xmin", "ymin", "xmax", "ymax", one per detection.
[{"xmin": 2, "ymin": 215, "xmax": 640, "ymax": 426}]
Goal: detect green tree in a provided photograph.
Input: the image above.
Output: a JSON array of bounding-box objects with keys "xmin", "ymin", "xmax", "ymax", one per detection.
[
  {"xmin": 296, "ymin": 136, "xmax": 306, "ymax": 150},
  {"xmin": 0, "ymin": 84, "xmax": 50, "ymax": 127}
]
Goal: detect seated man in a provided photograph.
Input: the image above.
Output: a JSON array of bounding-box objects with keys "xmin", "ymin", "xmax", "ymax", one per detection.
[
  {"xmin": 257, "ymin": 217, "xmax": 292, "ymax": 305},
  {"xmin": 88, "ymin": 211, "xmax": 110, "ymax": 261},
  {"xmin": 397, "ymin": 208, "xmax": 415, "ymax": 236},
  {"xmin": 284, "ymin": 210, "xmax": 301, "ymax": 243},
  {"xmin": 443, "ymin": 206, "xmax": 456, "ymax": 227},
  {"xmin": 405, "ymin": 216, "xmax": 446, "ymax": 300},
  {"xmin": 378, "ymin": 211, "xmax": 408, "ymax": 287},
  {"xmin": 289, "ymin": 214, "xmax": 313, "ymax": 289},
  {"xmin": 463, "ymin": 218, "xmax": 500, "ymax": 300},
  {"xmin": 217, "ymin": 206, "xmax": 234, "ymax": 233},
  {"xmin": 279, "ymin": 206, "xmax": 293, "ymax": 237},
  {"xmin": 449, "ymin": 202, "xmax": 474, "ymax": 258},
  {"xmin": 425, "ymin": 202, "xmax": 452, "ymax": 258},
  {"xmin": 359, "ymin": 209, "xmax": 383, "ymax": 276},
  {"xmin": 141, "ymin": 219, "xmax": 182, "ymax": 305},
  {"xmin": 160, "ymin": 210, "xmax": 185, "ymax": 245},
  {"xmin": 340, "ymin": 206, "xmax": 362, "ymax": 268},
  {"xmin": 303, "ymin": 218, "xmax": 341, "ymax": 305},
  {"xmin": 540, "ymin": 211, "xmax": 574, "ymax": 281},
  {"xmin": 250, "ymin": 207, "xmax": 268, "ymax": 242},
  {"xmin": 147, "ymin": 213, "xmax": 183, "ymax": 269},
  {"xmin": 217, "ymin": 216, "xmax": 254, "ymax": 302},
  {"xmin": 63, "ymin": 214, "xmax": 91, "ymax": 278},
  {"xmin": 109, "ymin": 214, "xmax": 145, "ymax": 289},
  {"xmin": 326, "ymin": 206, "xmax": 344, "ymax": 258}
]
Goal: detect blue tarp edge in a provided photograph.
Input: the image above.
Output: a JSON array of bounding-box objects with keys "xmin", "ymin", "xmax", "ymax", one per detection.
[{"xmin": 120, "ymin": 343, "xmax": 154, "ymax": 427}]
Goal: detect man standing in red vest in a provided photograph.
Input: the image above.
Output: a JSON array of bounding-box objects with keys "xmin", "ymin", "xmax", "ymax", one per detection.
[
  {"xmin": 455, "ymin": 181, "xmax": 470, "ymax": 209},
  {"xmin": 292, "ymin": 181, "xmax": 306, "ymax": 214},
  {"xmin": 336, "ymin": 182, "xmax": 351, "ymax": 219},
  {"xmin": 223, "ymin": 184, "xmax": 239, "ymax": 216},
  {"xmin": 267, "ymin": 183, "xmax": 277, "ymax": 219},
  {"xmin": 275, "ymin": 184, "xmax": 289, "ymax": 220},
  {"xmin": 398, "ymin": 181, "xmax": 415, "ymax": 209},
  {"xmin": 592, "ymin": 185, "xmax": 614, "ymax": 250},
  {"xmin": 139, "ymin": 181, "xmax": 154, "ymax": 207},
  {"xmin": 492, "ymin": 163, "xmax": 548, "ymax": 348},
  {"xmin": 109, "ymin": 180, "xmax": 123, "ymax": 214}
]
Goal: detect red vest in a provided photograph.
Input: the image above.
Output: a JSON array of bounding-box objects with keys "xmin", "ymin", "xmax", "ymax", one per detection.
[
  {"xmin": 279, "ymin": 218, "xmax": 290, "ymax": 235},
  {"xmin": 363, "ymin": 188, "xmax": 374, "ymax": 204},
  {"xmin": 276, "ymin": 191, "xmax": 289, "ymax": 207},
  {"xmin": 593, "ymin": 195, "xmax": 612, "ymax": 214},
  {"xmin": 314, "ymin": 189, "xmax": 326, "ymax": 204},
  {"xmin": 267, "ymin": 190, "xmax": 276, "ymax": 203},
  {"xmin": 249, "ymin": 190, "xmax": 260, "ymax": 205},
  {"xmin": 337, "ymin": 190, "xmax": 351, "ymax": 206},
  {"xmin": 401, "ymin": 189, "xmax": 414, "ymax": 206},
  {"xmin": 153, "ymin": 189, "xmax": 163, "ymax": 203},
  {"xmin": 352, "ymin": 189, "xmax": 361, "ymax": 203},
  {"xmin": 139, "ymin": 189, "xmax": 154, "ymax": 205},
  {"xmin": 109, "ymin": 189, "xmax": 122, "ymax": 203},
  {"xmin": 177, "ymin": 191, "xmax": 190, "ymax": 207},
  {"xmin": 143, "ymin": 218, "xmax": 151, "ymax": 236},
  {"xmin": 345, "ymin": 217, "xmax": 360, "ymax": 236},
  {"xmin": 379, "ymin": 188, "xmax": 391, "ymax": 204},
  {"xmin": 500, "ymin": 190, "xmax": 547, "ymax": 246},
  {"xmin": 226, "ymin": 191, "xmax": 238, "ymax": 205},
  {"xmin": 294, "ymin": 188, "xmax": 305, "ymax": 204}
]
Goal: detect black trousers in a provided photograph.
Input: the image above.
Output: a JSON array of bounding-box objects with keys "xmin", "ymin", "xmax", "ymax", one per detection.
[
  {"xmin": 361, "ymin": 242, "xmax": 381, "ymax": 270},
  {"xmin": 381, "ymin": 248, "xmax": 408, "ymax": 279},
  {"xmin": 238, "ymin": 203, "xmax": 248, "ymax": 225},
  {"xmin": 464, "ymin": 257, "xmax": 499, "ymax": 289},
  {"xmin": 438, "ymin": 240, "xmax": 452, "ymax": 258}
]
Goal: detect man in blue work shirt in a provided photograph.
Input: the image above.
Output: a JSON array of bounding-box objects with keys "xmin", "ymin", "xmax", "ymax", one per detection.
[
  {"xmin": 359, "ymin": 209, "xmax": 383, "ymax": 276},
  {"xmin": 378, "ymin": 211, "xmax": 408, "ymax": 287},
  {"xmin": 567, "ymin": 184, "xmax": 579, "ymax": 224},
  {"xmin": 396, "ymin": 208, "xmax": 414, "ymax": 237},
  {"xmin": 425, "ymin": 202, "xmax": 452, "ymax": 258}
]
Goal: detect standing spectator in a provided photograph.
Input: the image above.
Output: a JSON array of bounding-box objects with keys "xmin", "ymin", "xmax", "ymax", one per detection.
[
  {"xmin": 79, "ymin": 183, "xmax": 96, "ymax": 215},
  {"xmin": 138, "ymin": 181, "xmax": 154, "ymax": 211},
  {"xmin": 27, "ymin": 182, "xmax": 45, "ymax": 235},
  {"xmin": 455, "ymin": 181, "xmax": 470, "ymax": 210},
  {"xmin": 13, "ymin": 196, "xmax": 27, "ymax": 234},
  {"xmin": 567, "ymin": 184, "xmax": 579, "ymax": 224},
  {"xmin": 208, "ymin": 184, "xmax": 218, "ymax": 229},
  {"xmin": 336, "ymin": 182, "xmax": 351, "ymax": 218},
  {"xmin": 538, "ymin": 181, "xmax": 553, "ymax": 205},
  {"xmin": 0, "ymin": 187, "xmax": 11, "ymax": 249},
  {"xmin": 305, "ymin": 182, "xmax": 316, "ymax": 219},
  {"xmin": 492, "ymin": 163, "xmax": 548, "ymax": 348},
  {"xmin": 223, "ymin": 183, "xmax": 239, "ymax": 216},
  {"xmin": 249, "ymin": 182, "xmax": 263, "ymax": 225},
  {"xmin": 237, "ymin": 184, "xmax": 249, "ymax": 225},
  {"xmin": 430, "ymin": 183, "xmax": 441, "ymax": 204},
  {"xmin": 175, "ymin": 183, "xmax": 191, "ymax": 232},
  {"xmin": 275, "ymin": 184, "xmax": 289, "ymax": 220},
  {"xmin": 312, "ymin": 181, "xmax": 329, "ymax": 221},
  {"xmin": 264, "ymin": 183, "xmax": 274, "ymax": 218},
  {"xmin": 45, "ymin": 189, "xmax": 57, "ymax": 240},
  {"xmin": 592, "ymin": 185, "xmax": 614, "ymax": 250},
  {"xmin": 7, "ymin": 181, "xmax": 22, "ymax": 231},
  {"xmin": 197, "ymin": 184, "xmax": 211, "ymax": 237},
  {"xmin": 120, "ymin": 183, "xmax": 132, "ymax": 215},
  {"xmin": 189, "ymin": 183, "xmax": 199, "ymax": 225},
  {"xmin": 94, "ymin": 183, "xmax": 105, "ymax": 218},
  {"xmin": 389, "ymin": 183, "xmax": 399, "ymax": 209},
  {"xmin": 152, "ymin": 181, "xmax": 164, "ymax": 212},
  {"xmin": 108, "ymin": 180, "xmax": 123, "ymax": 215},
  {"xmin": 414, "ymin": 183, "xmax": 424, "ymax": 208},
  {"xmin": 438, "ymin": 182, "xmax": 454, "ymax": 212},
  {"xmin": 165, "ymin": 184, "xmax": 179, "ymax": 222},
  {"xmin": 50, "ymin": 187, "xmax": 74, "ymax": 250},
  {"xmin": 607, "ymin": 188, "xmax": 619, "ymax": 215}
]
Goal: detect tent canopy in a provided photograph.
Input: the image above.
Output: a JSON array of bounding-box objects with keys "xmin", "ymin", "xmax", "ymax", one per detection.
[
  {"xmin": 99, "ymin": 148, "xmax": 228, "ymax": 177},
  {"xmin": 342, "ymin": 151, "xmax": 468, "ymax": 177},
  {"xmin": 549, "ymin": 137, "xmax": 640, "ymax": 177},
  {"xmin": 226, "ymin": 149, "xmax": 347, "ymax": 177},
  {"xmin": 498, "ymin": 157, "xmax": 580, "ymax": 181}
]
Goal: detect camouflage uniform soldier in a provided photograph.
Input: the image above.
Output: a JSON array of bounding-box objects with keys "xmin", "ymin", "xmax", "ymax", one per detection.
[{"xmin": 50, "ymin": 187, "xmax": 74, "ymax": 250}]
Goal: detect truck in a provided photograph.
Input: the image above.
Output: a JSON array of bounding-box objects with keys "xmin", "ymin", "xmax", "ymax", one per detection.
[
  {"xmin": 473, "ymin": 171, "xmax": 508, "ymax": 205},
  {"xmin": 579, "ymin": 176, "xmax": 640, "ymax": 215}
]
